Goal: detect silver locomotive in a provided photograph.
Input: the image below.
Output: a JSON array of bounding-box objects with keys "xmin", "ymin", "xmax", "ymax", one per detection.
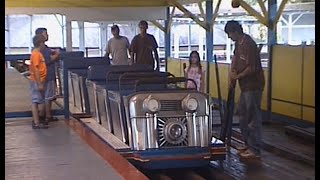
[{"xmin": 102, "ymin": 71, "xmax": 226, "ymax": 169}]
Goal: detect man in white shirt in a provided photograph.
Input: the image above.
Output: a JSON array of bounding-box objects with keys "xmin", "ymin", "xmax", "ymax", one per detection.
[{"xmin": 104, "ymin": 25, "xmax": 130, "ymax": 65}]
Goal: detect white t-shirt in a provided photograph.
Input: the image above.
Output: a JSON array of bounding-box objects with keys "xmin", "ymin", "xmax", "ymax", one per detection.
[{"xmin": 105, "ymin": 36, "xmax": 130, "ymax": 65}]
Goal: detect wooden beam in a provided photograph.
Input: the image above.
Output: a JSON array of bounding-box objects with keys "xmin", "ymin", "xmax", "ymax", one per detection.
[
  {"xmin": 273, "ymin": 0, "xmax": 289, "ymax": 30},
  {"xmin": 239, "ymin": 0, "xmax": 268, "ymax": 27},
  {"xmin": 150, "ymin": 20, "xmax": 166, "ymax": 32},
  {"xmin": 211, "ymin": 0, "xmax": 222, "ymax": 25},
  {"xmin": 257, "ymin": 0, "xmax": 268, "ymax": 17},
  {"xmin": 198, "ymin": 2, "xmax": 205, "ymax": 19},
  {"xmin": 167, "ymin": 0, "xmax": 208, "ymax": 30}
]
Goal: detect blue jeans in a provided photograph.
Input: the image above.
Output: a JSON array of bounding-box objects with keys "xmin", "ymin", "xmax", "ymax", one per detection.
[
  {"xmin": 45, "ymin": 80, "xmax": 56, "ymax": 102},
  {"xmin": 238, "ymin": 90, "xmax": 263, "ymax": 155}
]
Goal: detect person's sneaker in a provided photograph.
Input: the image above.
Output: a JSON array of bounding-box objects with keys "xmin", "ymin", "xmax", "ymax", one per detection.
[{"xmin": 239, "ymin": 149, "xmax": 261, "ymax": 159}]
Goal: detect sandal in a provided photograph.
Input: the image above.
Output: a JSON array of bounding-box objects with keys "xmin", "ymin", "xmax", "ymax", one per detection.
[
  {"xmin": 32, "ymin": 121, "xmax": 49, "ymax": 129},
  {"xmin": 236, "ymin": 145, "xmax": 248, "ymax": 154},
  {"xmin": 48, "ymin": 117, "xmax": 59, "ymax": 122},
  {"xmin": 239, "ymin": 149, "xmax": 260, "ymax": 159},
  {"xmin": 39, "ymin": 117, "xmax": 49, "ymax": 125}
]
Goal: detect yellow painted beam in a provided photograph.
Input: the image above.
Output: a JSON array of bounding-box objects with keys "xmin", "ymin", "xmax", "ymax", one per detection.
[
  {"xmin": 257, "ymin": 0, "xmax": 268, "ymax": 17},
  {"xmin": 303, "ymin": 107, "xmax": 314, "ymax": 123},
  {"xmin": 239, "ymin": 0, "xmax": 268, "ymax": 27},
  {"xmin": 150, "ymin": 20, "xmax": 166, "ymax": 32},
  {"xmin": 211, "ymin": 0, "xmax": 222, "ymax": 25},
  {"xmin": 167, "ymin": 0, "xmax": 208, "ymax": 30},
  {"xmin": 274, "ymin": 0, "xmax": 289, "ymax": 30},
  {"xmin": 302, "ymin": 46, "xmax": 315, "ymax": 107}
]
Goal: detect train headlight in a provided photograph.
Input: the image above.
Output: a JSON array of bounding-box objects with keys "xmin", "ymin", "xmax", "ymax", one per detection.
[
  {"xmin": 169, "ymin": 124, "xmax": 183, "ymax": 139},
  {"xmin": 163, "ymin": 120, "xmax": 187, "ymax": 144},
  {"xmin": 143, "ymin": 96, "xmax": 160, "ymax": 113},
  {"xmin": 182, "ymin": 95, "xmax": 198, "ymax": 112}
]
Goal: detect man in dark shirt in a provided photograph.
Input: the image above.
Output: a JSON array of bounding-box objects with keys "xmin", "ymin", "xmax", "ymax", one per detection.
[
  {"xmin": 225, "ymin": 20, "xmax": 265, "ymax": 159},
  {"xmin": 130, "ymin": 20, "xmax": 160, "ymax": 71}
]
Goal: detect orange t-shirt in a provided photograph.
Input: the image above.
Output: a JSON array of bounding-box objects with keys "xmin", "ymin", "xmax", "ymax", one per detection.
[{"xmin": 29, "ymin": 50, "xmax": 47, "ymax": 83}]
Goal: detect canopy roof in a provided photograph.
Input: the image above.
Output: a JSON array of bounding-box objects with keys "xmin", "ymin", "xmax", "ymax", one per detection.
[
  {"xmin": 5, "ymin": 0, "xmax": 203, "ymax": 20},
  {"xmin": 6, "ymin": 0, "xmax": 202, "ymax": 7}
]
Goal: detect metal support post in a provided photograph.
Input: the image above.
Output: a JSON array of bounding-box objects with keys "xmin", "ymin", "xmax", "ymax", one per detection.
[
  {"xmin": 165, "ymin": 7, "xmax": 172, "ymax": 72},
  {"xmin": 78, "ymin": 21, "xmax": 85, "ymax": 52},
  {"xmin": 100, "ymin": 22, "xmax": 108, "ymax": 56},
  {"xmin": 188, "ymin": 22, "xmax": 191, "ymax": 52},
  {"xmin": 205, "ymin": 0, "xmax": 213, "ymax": 94},
  {"xmin": 267, "ymin": 0, "xmax": 277, "ymax": 121},
  {"xmin": 66, "ymin": 17, "xmax": 72, "ymax": 52},
  {"xmin": 62, "ymin": 15, "xmax": 66, "ymax": 48},
  {"xmin": 29, "ymin": 15, "xmax": 33, "ymax": 52},
  {"xmin": 6, "ymin": 16, "xmax": 11, "ymax": 54},
  {"xmin": 64, "ymin": 16, "xmax": 72, "ymax": 119},
  {"xmin": 63, "ymin": 64, "xmax": 70, "ymax": 120}
]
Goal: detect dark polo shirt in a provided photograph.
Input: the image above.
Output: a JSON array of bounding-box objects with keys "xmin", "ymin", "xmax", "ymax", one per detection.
[
  {"xmin": 130, "ymin": 33, "xmax": 158, "ymax": 67},
  {"xmin": 231, "ymin": 34, "xmax": 265, "ymax": 92}
]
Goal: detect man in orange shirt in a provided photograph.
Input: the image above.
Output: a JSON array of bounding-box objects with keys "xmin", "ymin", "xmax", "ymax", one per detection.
[{"xmin": 29, "ymin": 34, "xmax": 49, "ymax": 129}]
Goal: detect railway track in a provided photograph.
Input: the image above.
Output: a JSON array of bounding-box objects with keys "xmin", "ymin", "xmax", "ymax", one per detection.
[{"xmin": 140, "ymin": 163, "xmax": 235, "ymax": 180}]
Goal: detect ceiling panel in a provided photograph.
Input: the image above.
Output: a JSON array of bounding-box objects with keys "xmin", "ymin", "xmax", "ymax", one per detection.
[{"xmin": 6, "ymin": 0, "xmax": 203, "ymax": 7}]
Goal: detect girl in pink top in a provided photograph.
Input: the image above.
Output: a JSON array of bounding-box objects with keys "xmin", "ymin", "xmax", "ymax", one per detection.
[{"xmin": 184, "ymin": 51, "xmax": 205, "ymax": 92}]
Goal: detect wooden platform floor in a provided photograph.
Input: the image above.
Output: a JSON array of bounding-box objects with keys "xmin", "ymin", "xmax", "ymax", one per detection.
[{"xmin": 5, "ymin": 119, "xmax": 124, "ymax": 180}]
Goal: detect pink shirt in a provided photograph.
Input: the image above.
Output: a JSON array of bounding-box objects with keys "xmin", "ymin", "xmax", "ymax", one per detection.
[{"xmin": 185, "ymin": 67, "xmax": 205, "ymax": 91}]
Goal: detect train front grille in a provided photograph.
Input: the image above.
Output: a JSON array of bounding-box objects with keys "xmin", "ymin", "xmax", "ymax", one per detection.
[{"xmin": 159, "ymin": 100, "xmax": 182, "ymax": 111}]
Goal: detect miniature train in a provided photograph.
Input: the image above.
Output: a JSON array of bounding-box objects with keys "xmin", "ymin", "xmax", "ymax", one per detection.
[{"xmin": 61, "ymin": 54, "xmax": 226, "ymax": 169}]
